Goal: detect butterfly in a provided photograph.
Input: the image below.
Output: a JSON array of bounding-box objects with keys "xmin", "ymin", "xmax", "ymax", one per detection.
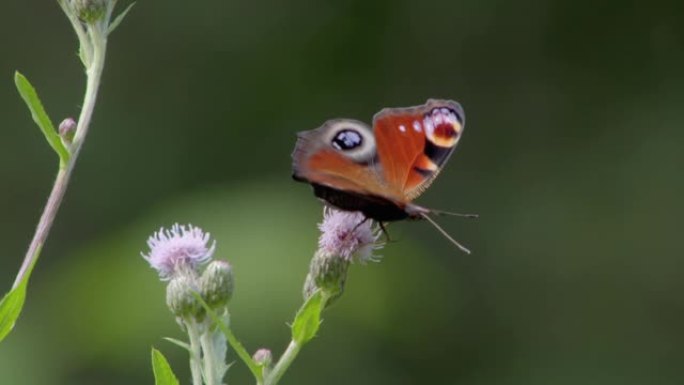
[{"xmin": 292, "ymin": 99, "xmax": 475, "ymax": 253}]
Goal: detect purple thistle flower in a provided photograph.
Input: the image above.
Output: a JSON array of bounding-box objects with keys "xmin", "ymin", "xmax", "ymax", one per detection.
[
  {"xmin": 142, "ymin": 224, "xmax": 216, "ymax": 279},
  {"xmin": 317, "ymin": 208, "xmax": 383, "ymax": 263}
]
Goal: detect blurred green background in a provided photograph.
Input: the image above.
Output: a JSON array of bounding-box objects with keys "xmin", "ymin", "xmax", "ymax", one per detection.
[{"xmin": 1, "ymin": 0, "xmax": 683, "ymax": 384}]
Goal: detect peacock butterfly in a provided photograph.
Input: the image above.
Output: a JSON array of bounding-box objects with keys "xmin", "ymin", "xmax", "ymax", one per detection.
[{"xmin": 292, "ymin": 99, "xmax": 475, "ymax": 253}]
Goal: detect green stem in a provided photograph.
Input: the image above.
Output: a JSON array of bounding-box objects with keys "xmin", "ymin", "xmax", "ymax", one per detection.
[
  {"xmin": 71, "ymin": 23, "xmax": 106, "ymax": 152},
  {"xmin": 185, "ymin": 318, "xmax": 204, "ymax": 385},
  {"xmin": 196, "ymin": 295, "xmax": 263, "ymax": 382},
  {"xmin": 200, "ymin": 330, "xmax": 219, "ymax": 385},
  {"xmin": 264, "ymin": 340, "xmax": 301, "ymax": 385},
  {"xmin": 12, "ymin": 17, "xmax": 108, "ymax": 289}
]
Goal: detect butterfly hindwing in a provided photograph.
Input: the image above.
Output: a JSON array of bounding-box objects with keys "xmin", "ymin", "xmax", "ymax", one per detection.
[{"xmin": 373, "ymin": 99, "xmax": 465, "ymax": 201}]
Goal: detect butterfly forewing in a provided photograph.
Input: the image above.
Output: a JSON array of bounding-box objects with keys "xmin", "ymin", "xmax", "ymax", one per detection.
[{"xmin": 292, "ymin": 119, "xmax": 403, "ymax": 201}]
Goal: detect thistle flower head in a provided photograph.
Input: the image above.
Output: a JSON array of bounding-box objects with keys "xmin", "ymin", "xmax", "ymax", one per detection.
[
  {"xmin": 142, "ymin": 224, "xmax": 216, "ymax": 279},
  {"xmin": 318, "ymin": 208, "xmax": 383, "ymax": 263}
]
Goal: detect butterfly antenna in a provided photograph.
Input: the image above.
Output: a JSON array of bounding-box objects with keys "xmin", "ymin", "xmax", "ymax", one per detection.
[
  {"xmin": 419, "ymin": 212, "xmax": 471, "ymax": 254},
  {"xmin": 430, "ymin": 209, "xmax": 479, "ymax": 219}
]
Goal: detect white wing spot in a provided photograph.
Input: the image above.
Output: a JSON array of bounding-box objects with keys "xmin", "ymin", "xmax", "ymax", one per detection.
[
  {"xmin": 412, "ymin": 120, "xmax": 422, "ymax": 132},
  {"xmin": 433, "ymin": 111, "xmax": 444, "ymax": 124},
  {"xmin": 398, "ymin": 125, "xmax": 406, "ymax": 132},
  {"xmin": 423, "ymin": 116, "xmax": 435, "ymax": 135}
]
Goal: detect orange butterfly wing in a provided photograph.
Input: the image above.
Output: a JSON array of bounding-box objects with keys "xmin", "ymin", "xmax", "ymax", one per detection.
[
  {"xmin": 373, "ymin": 99, "xmax": 465, "ymax": 201},
  {"xmin": 292, "ymin": 119, "xmax": 405, "ymax": 202}
]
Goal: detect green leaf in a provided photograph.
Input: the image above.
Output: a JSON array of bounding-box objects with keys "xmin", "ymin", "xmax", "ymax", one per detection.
[
  {"xmin": 14, "ymin": 72, "xmax": 70, "ymax": 166},
  {"xmin": 0, "ymin": 278, "xmax": 28, "ymax": 343},
  {"xmin": 108, "ymin": 2, "xmax": 135, "ymax": 35},
  {"xmin": 163, "ymin": 337, "xmax": 191, "ymax": 352},
  {"xmin": 291, "ymin": 290, "xmax": 324, "ymax": 345},
  {"xmin": 194, "ymin": 293, "xmax": 263, "ymax": 382},
  {"xmin": 0, "ymin": 245, "xmax": 40, "ymax": 344},
  {"xmin": 151, "ymin": 348, "xmax": 180, "ymax": 385}
]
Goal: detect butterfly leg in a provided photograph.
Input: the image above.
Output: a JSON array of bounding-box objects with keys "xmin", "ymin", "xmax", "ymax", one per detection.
[
  {"xmin": 349, "ymin": 217, "xmax": 392, "ymax": 243},
  {"xmin": 378, "ymin": 221, "xmax": 392, "ymax": 242},
  {"xmin": 350, "ymin": 216, "xmax": 371, "ymax": 234}
]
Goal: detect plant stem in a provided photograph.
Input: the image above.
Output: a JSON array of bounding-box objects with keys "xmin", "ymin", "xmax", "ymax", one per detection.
[
  {"xmin": 264, "ymin": 340, "xmax": 301, "ymax": 385},
  {"xmin": 200, "ymin": 330, "xmax": 219, "ymax": 385},
  {"xmin": 12, "ymin": 19, "xmax": 107, "ymax": 289},
  {"xmin": 185, "ymin": 318, "xmax": 204, "ymax": 385},
  {"xmin": 71, "ymin": 24, "xmax": 106, "ymax": 153}
]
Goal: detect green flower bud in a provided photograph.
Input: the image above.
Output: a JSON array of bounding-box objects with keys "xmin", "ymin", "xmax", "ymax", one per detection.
[
  {"xmin": 166, "ymin": 274, "xmax": 201, "ymax": 318},
  {"xmin": 200, "ymin": 260, "xmax": 234, "ymax": 310},
  {"xmin": 59, "ymin": 117, "xmax": 76, "ymax": 145},
  {"xmin": 302, "ymin": 273, "xmax": 317, "ymax": 301},
  {"xmin": 70, "ymin": 0, "xmax": 107, "ymax": 23},
  {"xmin": 303, "ymin": 250, "xmax": 349, "ymax": 305},
  {"xmin": 252, "ymin": 348, "xmax": 272, "ymax": 367}
]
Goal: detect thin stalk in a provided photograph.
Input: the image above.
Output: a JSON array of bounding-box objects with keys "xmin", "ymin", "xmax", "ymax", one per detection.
[
  {"xmin": 264, "ymin": 340, "xmax": 301, "ymax": 385},
  {"xmin": 200, "ymin": 330, "xmax": 219, "ymax": 385},
  {"xmin": 12, "ymin": 21, "xmax": 107, "ymax": 289},
  {"xmin": 185, "ymin": 318, "xmax": 204, "ymax": 385}
]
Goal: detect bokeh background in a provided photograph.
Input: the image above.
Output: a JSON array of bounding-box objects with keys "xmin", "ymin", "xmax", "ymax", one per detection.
[{"xmin": 1, "ymin": 1, "xmax": 683, "ymax": 384}]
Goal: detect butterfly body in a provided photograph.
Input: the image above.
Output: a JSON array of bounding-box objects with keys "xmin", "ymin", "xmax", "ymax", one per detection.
[
  {"xmin": 292, "ymin": 99, "xmax": 465, "ymax": 223},
  {"xmin": 303, "ymin": 182, "xmax": 428, "ymax": 222}
]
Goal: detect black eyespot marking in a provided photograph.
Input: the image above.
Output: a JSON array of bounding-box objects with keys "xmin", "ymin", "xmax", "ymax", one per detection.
[{"xmin": 331, "ymin": 129, "xmax": 363, "ymax": 150}]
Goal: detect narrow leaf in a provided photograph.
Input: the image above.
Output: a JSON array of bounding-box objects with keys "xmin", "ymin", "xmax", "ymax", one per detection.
[
  {"xmin": 151, "ymin": 348, "xmax": 180, "ymax": 385},
  {"xmin": 163, "ymin": 337, "xmax": 191, "ymax": 352},
  {"xmin": 108, "ymin": 2, "xmax": 136, "ymax": 35},
  {"xmin": 0, "ymin": 279, "xmax": 28, "ymax": 343},
  {"xmin": 291, "ymin": 290, "xmax": 324, "ymax": 345},
  {"xmin": 14, "ymin": 72, "xmax": 70, "ymax": 165},
  {"xmin": 194, "ymin": 293, "xmax": 263, "ymax": 382},
  {"xmin": 0, "ymin": 245, "xmax": 40, "ymax": 344}
]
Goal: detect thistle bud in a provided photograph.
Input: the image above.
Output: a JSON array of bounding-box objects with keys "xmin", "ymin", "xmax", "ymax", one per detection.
[
  {"xmin": 252, "ymin": 348, "xmax": 272, "ymax": 367},
  {"xmin": 200, "ymin": 260, "xmax": 234, "ymax": 310},
  {"xmin": 304, "ymin": 249, "xmax": 349, "ymax": 301},
  {"xmin": 70, "ymin": 0, "xmax": 107, "ymax": 23},
  {"xmin": 59, "ymin": 117, "xmax": 76, "ymax": 145},
  {"xmin": 166, "ymin": 274, "xmax": 201, "ymax": 318}
]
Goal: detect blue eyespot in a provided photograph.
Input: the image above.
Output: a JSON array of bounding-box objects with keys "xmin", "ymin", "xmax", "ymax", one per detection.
[{"xmin": 331, "ymin": 129, "xmax": 363, "ymax": 151}]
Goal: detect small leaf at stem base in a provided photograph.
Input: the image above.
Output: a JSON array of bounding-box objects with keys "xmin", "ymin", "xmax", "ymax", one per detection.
[
  {"xmin": 0, "ymin": 278, "xmax": 28, "ymax": 343},
  {"xmin": 151, "ymin": 348, "xmax": 180, "ymax": 385},
  {"xmin": 291, "ymin": 290, "xmax": 325, "ymax": 345}
]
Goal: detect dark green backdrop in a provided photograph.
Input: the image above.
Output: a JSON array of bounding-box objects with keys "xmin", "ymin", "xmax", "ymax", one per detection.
[{"xmin": 1, "ymin": 1, "xmax": 683, "ymax": 384}]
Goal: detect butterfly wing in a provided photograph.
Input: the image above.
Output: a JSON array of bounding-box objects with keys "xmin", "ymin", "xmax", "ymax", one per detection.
[
  {"xmin": 292, "ymin": 118, "xmax": 404, "ymax": 202},
  {"xmin": 373, "ymin": 99, "xmax": 465, "ymax": 201}
]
